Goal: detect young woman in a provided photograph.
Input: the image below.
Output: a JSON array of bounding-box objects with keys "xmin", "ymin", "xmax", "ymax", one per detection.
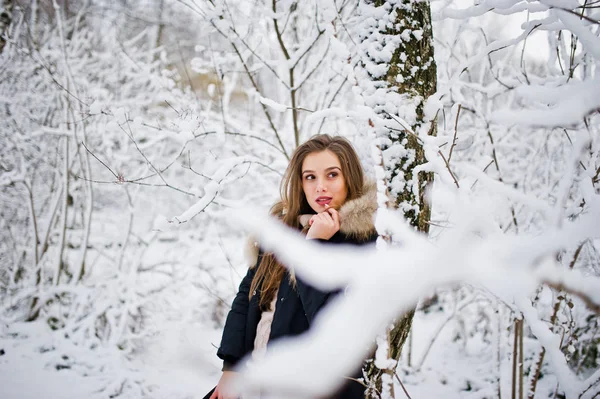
[{"xmin": 209, "ymin": 134, "xmax": 378, "ymax": 399}]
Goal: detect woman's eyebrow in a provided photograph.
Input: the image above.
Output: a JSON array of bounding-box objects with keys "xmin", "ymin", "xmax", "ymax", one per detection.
[
  {"xmin": 302, "ymin": 166, "xmax": 341, "ymax": 175},
  {"xmin": 302, "ymin": 166, "xmax": 341, "ymax": 174}
]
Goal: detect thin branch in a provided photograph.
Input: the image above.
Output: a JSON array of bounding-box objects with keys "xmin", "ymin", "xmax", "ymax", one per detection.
[
  {"xmin": 394, "ymin": 372, "xmax": 413, "ymax": 399},
  {"xmin": 120, "ymin": 116, "xmax": 168, "ymax": 185},
  {"xmin": 334, "ymin": 0, "xmax": 357, "ymax": 46},
  {"xmin": 81, "ymin": 142, "xmax": 119, "ymax": 179},
  {"xmin": 229, "ymin": 29, "xmax": 288, "ymax": 88},
  {"xmin": 554, "ymin": 6, "xmax": 600, "ymax": 25},
  {"xmin": 228, "ymin": 41, "xmax": 289, "ymax": 159},
  {"xmin": 544, "ymin": 281, "xmax": 600, "ymax": 314},
  {"xmin": 447, "ymin": 104, "xmax": 461, "ymax": 163},
  {"xmin": 204, "ymin": 14, "xmax": 289, "ymax": 158},
  {"xmin": 486, "ymin": 126, "xmax": 519, "ymax": 231},
  {"xmin": 438, "ymin": 150, "xmax": 460, "ymax": 188},
  {"xmin": 272, "ymin": 0, "xmax": 299, "ymax": 146},
  {"xmin": 317, "ymin": 76, "xmax": 349, "ymax": 133},
  {"xmin": 579, "ymin": 373, "xmax": 600, "ymax": 398},
  {"xmin": 195, "ymin": 131, "xmax": 286, "ymax": 156},
  {"xmin": 382, "ymin": 111, "xmax": 424, "ymax": 144},
  {"xmin": 208, "ymin": 35, "xmax": 228, "ymax": 131},
  {"xmin": 291, "ymin": 29, "xmax": 326, "ymax": 70},
  {"xmin": 176, "ymin": 40, "xmax": 198, "ymax": 100},
  {"xmin": 295, "ymin": 41, "xmax": 331, "ymax": 90}
]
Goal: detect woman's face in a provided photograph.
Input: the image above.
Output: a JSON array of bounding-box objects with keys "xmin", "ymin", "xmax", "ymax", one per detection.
[{"xmin": 301, "ymin": 150, "xmax": 348, "ymax": 213}]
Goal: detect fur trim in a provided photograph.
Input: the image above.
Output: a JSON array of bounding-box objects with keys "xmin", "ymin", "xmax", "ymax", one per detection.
[
  {"xmin": 245, "ymin": 236, "xmax": 260, "ymax": 268},
  {"xmin": 338, "ymin": 179, "xmax": 377, "ymax": 241}
]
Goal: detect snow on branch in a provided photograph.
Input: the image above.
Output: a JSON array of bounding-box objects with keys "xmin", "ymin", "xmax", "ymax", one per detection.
[
  {"xmin": 154, "ymin": 156, "xmax": 269, "ymax": 229},
  {"xmin": 228, "ymin": 198, "xmax": 600, "ymax": 398},
  {"xmin": 516, "ymin": 296, "xmax": 581, "ymax": 398},
  {"xmin": 491, "ymin": 78, "xmax": 600, "ymax": 127},
  {"xmin": 259, "ymin": 96, "xmax": 288, "ymax": 112},
  {"xmin": 432, "ymin": 0, "xmax": 550, "ymax": 20},
  {"xmin": 553, "ymin": 7, "xmax": 600, "ymax": 60}
]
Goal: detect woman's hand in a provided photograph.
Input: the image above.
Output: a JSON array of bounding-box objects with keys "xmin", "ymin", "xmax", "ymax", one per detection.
[
  {"xmin": 306, "ymin": 206, "xmax": 340, "ymax": 240},
  {"xmin": 209, "ymin": 371, "xmax": 239, "ymax": 399}
]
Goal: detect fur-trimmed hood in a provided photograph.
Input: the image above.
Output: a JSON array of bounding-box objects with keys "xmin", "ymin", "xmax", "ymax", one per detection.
[
  {"xmin": 336, "ymin": 179, "xmax": 378, "ymax": 241},
  {"xmin": 245, "ymin": 180, "xmax": 378, "ymax": 265}
]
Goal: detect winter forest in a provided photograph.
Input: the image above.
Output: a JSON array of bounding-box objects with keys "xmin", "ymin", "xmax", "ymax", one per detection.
[{"xmin": 0, "ymin": 0, "xmax": 599, "ymax": 398}]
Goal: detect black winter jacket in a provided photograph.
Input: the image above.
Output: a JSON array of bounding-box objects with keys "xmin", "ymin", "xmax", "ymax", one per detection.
[{"xmin": 217, "ymin": 182, "xmax": 378, "ymax": 398}]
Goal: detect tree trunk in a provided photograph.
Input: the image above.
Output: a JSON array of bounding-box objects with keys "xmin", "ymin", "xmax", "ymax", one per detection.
[
  {"xmin": 0, "ymin": 0, "xmax": 14, "ymax": 54},
  {"xmin": 358, "ymin": 0, "xmax": 437, "ymax": 396}
]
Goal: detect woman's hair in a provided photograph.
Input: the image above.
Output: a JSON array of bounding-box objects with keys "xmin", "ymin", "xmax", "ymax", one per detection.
[{"xmin": 250, "ymin": 134, "xmax": 365, "ymax": 309}]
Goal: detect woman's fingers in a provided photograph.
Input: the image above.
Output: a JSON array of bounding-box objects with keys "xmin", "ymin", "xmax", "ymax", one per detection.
[
  {"xmin": 318, "ymin": 212, "xmax": 333, "ymax": 226},
  {"xmin": 305, "ymin": 208, "xmax": 341, "ymax": 240},
  {"xmin": 327, "ymin": 207, "xmax": 340, "ymax": 228}
]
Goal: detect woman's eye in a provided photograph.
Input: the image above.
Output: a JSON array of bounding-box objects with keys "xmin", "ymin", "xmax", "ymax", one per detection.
[
  {"xmin": 305, "ymin": 174, "xmax": 315, "ymax": 180},
  {"xmin": 328, "ymin": 172, "xmax": 338, "ymax": 178}
]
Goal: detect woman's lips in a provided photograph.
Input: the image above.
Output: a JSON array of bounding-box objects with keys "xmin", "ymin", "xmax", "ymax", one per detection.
[{"xmin": 316, "ymin": 197, "xmax": 332, "ymax": 206}]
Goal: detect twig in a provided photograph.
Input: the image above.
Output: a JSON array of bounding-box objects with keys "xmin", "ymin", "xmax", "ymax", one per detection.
[
  {"xmin": 176, "ymin": 40, "xmax": 198, "ymax": 100},
  {"xmin": 554, "ymin": 6, "xmax": 600, "ymax": 25},
  {"xmin": 415, "ymin": 299, "xmax": 487, "ymax": 370},
  {"xmin": 438, "ymin": 150, "xmax": 460, "ymax": 188},
  {"xmin": 208, "ymin": 36, "xmax": 228, "ymax": 132},
  {"xmin": 120, "ymin": 117, "xmax": 170, "ymax": 185},
  {"xmin": 316, "ymin": 74, "xmax": 350, "ymax": 134},
  {"xmin": 447, "ymin": 104, "xmax": 461, "ymax": 163},
  {"xmin": 81, "ymin": 142, "xmax": 119, "ymax": 180},
  {"xmin": 163, "ymin": 100, "xmax": 180, "ymax": 116},
  {"xmin": 229, "ymin": 28, "xmax": 288, "ymax": 88},
  {"xmin": 207, "ymin": 17, "xmax": 289, "ymax": 159},
  {"xmin": 528, "ymin": 296, "xmax": 562, "ymax": 399},
  {"xmin": 295, "ymin": 42, "xmax": 331, "ymax": 91},
  {"xmin": 579, "ymin": 373, "xmax": 600, "ymax": 398},
  {"xmin": 394, "ymin": 372, "xmax": 413, "ymax": 399},
  {"xmin": 228, "ymin": 40, "xmax": 289, "ymax": 159},
  {"xmin": 272, "ymin": 0, "xmax": 299, "ymax": 146},
  {"xmin": 519, "ymin": 317, "xmax": 524, "ymax": 399},
  {"xmin": 486, "ymin": 126, "xmax": 520, "ymax": 231},
  {"xmin": 544, "ymin": 281, "xmax": 600, "ymax": 314},
  {"xmin": 512, "ymin": 317, "xmax": 520, "ymax": 399},
  {"xmin": 383, "ymin": 110, "xmax": 423, "ymax": 144}
]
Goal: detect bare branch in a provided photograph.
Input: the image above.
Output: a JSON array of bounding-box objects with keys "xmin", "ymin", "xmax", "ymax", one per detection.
[
  {"xmin": 447, "ymin": 104, "xmax": 461, "ymax": 163},
  {"xmin": 437, "ymin": 150, "xmax": 460, "ymax": 188}
]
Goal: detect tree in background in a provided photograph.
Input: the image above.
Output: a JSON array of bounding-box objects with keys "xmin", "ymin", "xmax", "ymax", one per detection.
[
  {"xmin": 353, "ymin": 1, "xmax": 437, "ymax": 396},
  {"xmin": 0, "ymin": 0, "xmax": 14, "ymax": 53}
]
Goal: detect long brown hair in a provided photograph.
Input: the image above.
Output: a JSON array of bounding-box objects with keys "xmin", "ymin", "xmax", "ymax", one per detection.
[{"xmin": 250, "ymin": 134, "xmax": 365, "ymax": 310}]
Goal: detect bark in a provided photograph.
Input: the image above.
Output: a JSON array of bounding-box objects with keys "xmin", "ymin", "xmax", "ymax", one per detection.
[
  {"xmin": 512, "ymin": 318, "xmax": 518, "ymax": 399},
  {"xmin": 361, "ymin": 1, "xmax": 437, "ymax": 396},
  {"xmin": 154, "ymin": 0, "xmax": 165, "ymax": 61},
  {"xmin": 0, "ymin": 0, "xmax": 14, "ymax": 54}
]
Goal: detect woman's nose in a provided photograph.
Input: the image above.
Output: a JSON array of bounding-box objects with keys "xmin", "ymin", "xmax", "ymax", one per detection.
[{"xmin": 316, "ymin": 180, "xmax": 326, "ymax": 192}]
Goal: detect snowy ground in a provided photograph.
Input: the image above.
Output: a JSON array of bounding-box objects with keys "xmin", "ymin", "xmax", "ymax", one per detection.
[
  {"xmin": 0, "ymin": 303, "xmax": 563, "ymax": 399},
  {"xmin": 0, "ymin": 321, "xmax": 221, "ymax": 399}
]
